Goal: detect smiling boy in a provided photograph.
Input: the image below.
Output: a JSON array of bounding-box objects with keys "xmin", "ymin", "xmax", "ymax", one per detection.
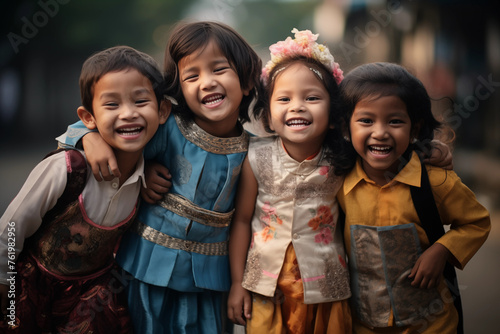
[{"xmin": 0, "ymin": 45, "xmax": 169, "ymax": 333}]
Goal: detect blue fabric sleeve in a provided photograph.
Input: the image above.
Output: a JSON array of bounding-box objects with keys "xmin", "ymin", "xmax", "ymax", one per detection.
[
  {"xmin": 143, "ymin": 116, "xmax": 171, "ymax": 160},
  {"xmin": 55, "ymin": 120, "xmax": 96, "ymax": 148}
]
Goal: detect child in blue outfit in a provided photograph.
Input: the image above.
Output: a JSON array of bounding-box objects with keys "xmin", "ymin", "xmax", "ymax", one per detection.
[{"xmin": 57, "ymin": 21, "xmax": 262, "ymax": 333}]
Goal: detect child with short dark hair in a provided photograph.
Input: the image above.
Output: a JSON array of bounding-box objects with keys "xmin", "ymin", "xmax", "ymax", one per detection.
[
  {"xmin": 0, "ymin": 45, "xmax": 169, "ymax": 333},
  {"xmin": 336, "ymin": 62, "xmax": 490, "ymax": 333}
]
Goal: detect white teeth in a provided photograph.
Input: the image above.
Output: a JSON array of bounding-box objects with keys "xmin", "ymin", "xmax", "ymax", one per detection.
[
  {"xmin": 370, "ymin": 146, "xmax": 391, "ymax": 153},
  {"xmin": 286, "ymin": 119, "xmax": 310, "ymax": 127},
  {"xmin": 203, "ymin": 95, "xmax": 223, "ymax": 105},
  {"xmin": 118, "ymin": 127, "xmax": 142, "ymax": 135}
]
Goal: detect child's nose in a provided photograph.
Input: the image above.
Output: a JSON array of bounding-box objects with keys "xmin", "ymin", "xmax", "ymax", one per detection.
[
  {"xmin": 200, "ymin": 73, "xmax": 216, "ymax": 90},
  {"xmin": 120, "ymin": 104, "xmax": 138, "ymax": 119},
  {"xmin": 371, "ymin": 124, "xmax": 388, "ymax": 139},
  {"xmin": 289, "ymin": 102, "xmax": 305, "ymax": 113}
]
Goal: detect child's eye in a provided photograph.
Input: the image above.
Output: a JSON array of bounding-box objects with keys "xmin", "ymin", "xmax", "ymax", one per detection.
[
  {"xmin": 182, "ymin": 74, "xmax": 198, "ymax": 82},
  {"xmin": 104, "ymin": 102, "xmax": 118, "ymax": 108},
  {"xmin": 358, "ymin": 118, "xmax": 372, "ymax": 124},
  {"xmin": 277, "ymin": 97, "xmax": 290, "ymax": 102},
  {"xmin": 306, "ymin": 96, "xmax": 320, "ymax": 101},
  {"xmin": 389, "ymin": 119, "xmax": 405, "ymax": 125},
  {"xmin": 214, "ymin": 67, "xmax": 230, "ymax": 73},
  {"xmin": 136, "ymin": 99, "xmax": 149, "ymax": 105}
]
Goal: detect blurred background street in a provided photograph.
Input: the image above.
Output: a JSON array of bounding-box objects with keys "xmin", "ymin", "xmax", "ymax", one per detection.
[{"xmin": 1, "ymin": 0, "xmax": 499, "ymax": 332}]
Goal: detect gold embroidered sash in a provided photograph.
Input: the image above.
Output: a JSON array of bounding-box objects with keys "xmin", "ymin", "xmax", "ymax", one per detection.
[
  {"xmin": 159, "ymin": 193, "xmax": 233, "ymax": 227},
  {"xmin": 135, "ymin": 221, "xmax": 228, "ymax": 256}
]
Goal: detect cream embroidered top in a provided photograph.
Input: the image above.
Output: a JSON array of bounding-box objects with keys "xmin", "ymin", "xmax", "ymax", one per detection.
[{"xmin": 242, "ymin": 136, "xmax": 351, "ymax": 304}]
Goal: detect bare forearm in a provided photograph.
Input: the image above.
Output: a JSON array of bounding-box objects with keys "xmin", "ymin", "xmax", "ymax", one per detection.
[{"xmin": 229, "ymin": 219, "xmax": 251, "ymax": 284}]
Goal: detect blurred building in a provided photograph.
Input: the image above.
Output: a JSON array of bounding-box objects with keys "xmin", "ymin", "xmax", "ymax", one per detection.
[
  {"xmin": 1, "ymin": 0, "xmax": 499, "ymax": 176},
  {"xmin": 1, "ymin": 2, "xmax": 499, "ymax": 333}
]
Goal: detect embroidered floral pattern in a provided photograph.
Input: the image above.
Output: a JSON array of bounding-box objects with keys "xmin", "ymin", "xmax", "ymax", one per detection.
[
  {"xmin": 307, "ymin": 205, "xmax": 336, "ymax": 245},
  {"xmin": 315, "ymin": 227, "xmax": 334, "ymax": 245},
  {"xmin": 258, "ymin": 201, "xmax": 283, "ymax": 242},
  {"xmin": 318, "ymin": 166, "xmax": 329, "ymax": 176}
]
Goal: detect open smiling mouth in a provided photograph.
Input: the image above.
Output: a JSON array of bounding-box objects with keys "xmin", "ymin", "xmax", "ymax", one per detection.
[
  {"xmin": 369, "ymin": 145, "xmax": 392, "ymax": 154},
  {"xmin": 202, "ymin": 94, "xmax": 225, "ymax": 105},
  {"xmin": 117, "ymin": 127, "xmax": 143, "ymax": 136},
  {"xmin": 286, "ymin": 119, "xmax": 311, "ymax": 127}
]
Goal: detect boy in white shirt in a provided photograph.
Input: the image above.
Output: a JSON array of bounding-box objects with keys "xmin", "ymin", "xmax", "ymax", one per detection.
[{"xmin": 0, "ymin": 45, "xmax": 169, "ymax": 333}]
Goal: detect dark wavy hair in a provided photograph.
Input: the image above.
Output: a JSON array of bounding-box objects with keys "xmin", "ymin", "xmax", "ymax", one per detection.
[
  {"xmin": 253, "ymin": 55, "xmax": 345, "ymax": 172},
  {"xmin": 163, "ymin": 21, "xmax": 262, "ymax": 123},
  {"xmin": 334, "ymin": 62, "xmax": 442, "ymax": 175},
  {"xmin": 79, "ymin": 45, "xmax": 164, "ymax": 115}
]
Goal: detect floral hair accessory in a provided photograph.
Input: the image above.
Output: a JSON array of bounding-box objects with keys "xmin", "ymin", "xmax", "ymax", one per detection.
[{"xmin": 262, "ymin": 28, "xmax": 344, "ymax": 85}]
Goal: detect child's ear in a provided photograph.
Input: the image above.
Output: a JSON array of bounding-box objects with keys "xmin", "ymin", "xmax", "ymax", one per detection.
[
  {"xmin": 158, "ymin": 100, "xmax": 171, "ymax": 125},
  {"xmin": 341, "ymin": 124, "xmax": 351, "ymax": 142},
  {"xmin": 242, "ymin": 85, "xmax": 253, "ymax": 97},
  {"xmin": 411, "ymin": 120, "xmax": 423, "ymax": 143},
  {"xmin": 77, "ymin": 106, "xmax": 97, "ymax": 130}
]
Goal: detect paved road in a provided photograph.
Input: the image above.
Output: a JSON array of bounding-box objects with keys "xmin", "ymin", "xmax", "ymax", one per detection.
[{"xmin": 1, "ymin": 144, "xmax": 498, "ymax": 333}]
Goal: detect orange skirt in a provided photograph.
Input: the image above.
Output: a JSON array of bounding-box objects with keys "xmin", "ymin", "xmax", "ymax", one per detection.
[{"xmin": 247, "ymin": 244, "xmax": 352, "ymax": 334}]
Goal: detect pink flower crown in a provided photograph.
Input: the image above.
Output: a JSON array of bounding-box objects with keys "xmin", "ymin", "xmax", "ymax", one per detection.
[{"xmin": 262, "ymin": 28, "xmax": 343, "ymax": 85}]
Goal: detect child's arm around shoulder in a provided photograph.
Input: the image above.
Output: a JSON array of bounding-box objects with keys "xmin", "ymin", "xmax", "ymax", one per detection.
[
  {"xmin": 77, "ymin": 107, "xmax": 120, "ymax": 181},
  {"xmin": 56, "ymin": 118, "xmax": 118, "ymax": 182},
  {"xmin": 228, "ymin": 156, "xmax": 257, "ymax": 326}
]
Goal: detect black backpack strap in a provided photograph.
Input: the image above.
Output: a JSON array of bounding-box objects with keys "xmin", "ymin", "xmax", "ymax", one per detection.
[{"xmin": 410, "ymin": 162, "xmax": 464, "ymax": 334}]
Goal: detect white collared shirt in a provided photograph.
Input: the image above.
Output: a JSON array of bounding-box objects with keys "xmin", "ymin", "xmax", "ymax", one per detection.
[{"xmin": 0, "ymin": 150, "xmax": 145, "ymax": 284}]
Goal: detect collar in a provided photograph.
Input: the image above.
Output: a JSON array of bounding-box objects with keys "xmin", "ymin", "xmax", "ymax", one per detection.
[
  {"xmin": 277, "ymin": 137, "xmax": 327, "ymax": 176},
  {"xmin": 119, "ymin": 154, "xmax": 147, "ymax": 189},
  {"xmin": 174, "ymin": 113, "xmax": 249, "ymax": 154},
  {"xmin": 343, "ymin": 151, "xmax": 422, "ymax": 195}
]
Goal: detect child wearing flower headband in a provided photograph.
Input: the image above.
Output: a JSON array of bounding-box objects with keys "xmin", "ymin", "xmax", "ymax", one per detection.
[
  {"xmin": 227, "ymin": 29, "xmax": 454, "ymax": 333},
  {"xmin": 227, "ymin": 28, "xmax": 352, "ymax": 333}
]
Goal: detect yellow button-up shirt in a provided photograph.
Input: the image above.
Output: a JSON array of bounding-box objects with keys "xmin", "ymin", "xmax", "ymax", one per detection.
[{"xmin": 337, "ymin": 152, "xmax": 490, "ymax": 332}]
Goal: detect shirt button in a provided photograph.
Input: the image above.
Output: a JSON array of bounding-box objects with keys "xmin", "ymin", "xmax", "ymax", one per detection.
[
  {"xmin": 293, "ymin": 233, "xmax": 300, "ymax": 240},
  {"xmin": 111, "ymin": 182, "xmax": 119, "ymax": 189}
]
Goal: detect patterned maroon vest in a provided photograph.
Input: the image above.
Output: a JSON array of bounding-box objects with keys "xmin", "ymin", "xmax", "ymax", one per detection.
[{"xmin": 26, "ymin": 150, "xmax": 137, "ymax": 278}]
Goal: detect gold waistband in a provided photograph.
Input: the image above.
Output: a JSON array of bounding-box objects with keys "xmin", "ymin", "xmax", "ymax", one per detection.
[
  {"xmin": 135, "ymin": 221, "xmax": 228, "ymax": 256},
  {"xmin": 158, "ymin": 193, "xmax": 233, "ymax": 227}
]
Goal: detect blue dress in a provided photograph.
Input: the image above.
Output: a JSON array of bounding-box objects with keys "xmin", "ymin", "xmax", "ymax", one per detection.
[{"xmin": 58, "ymin": 113, "xmax": 249, "ymax": 333}]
